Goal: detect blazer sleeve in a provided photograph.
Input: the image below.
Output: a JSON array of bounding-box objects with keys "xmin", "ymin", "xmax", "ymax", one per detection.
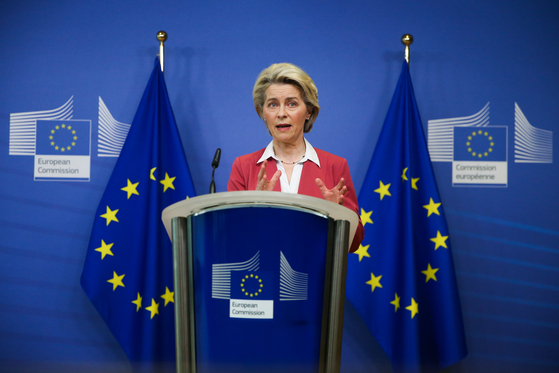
[
  {"xmin": 337, "ymin": 159, "xmax": 364, "ymax": 253},
  {"xmin": 227, "ymin": 157, "xmax": 248, "ymax": 191}
]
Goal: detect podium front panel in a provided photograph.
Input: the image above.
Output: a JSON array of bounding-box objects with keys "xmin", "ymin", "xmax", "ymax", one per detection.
[{"xmin": 189, "ymin": 205, "xmax": 331, "ymax": 373}]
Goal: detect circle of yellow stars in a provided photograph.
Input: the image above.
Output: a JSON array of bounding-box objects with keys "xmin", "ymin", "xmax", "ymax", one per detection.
[
  {"xmin": 240, "ymin": 274, "xmax": 264, "ymax": 297},
  {"xmin": 466, "ymin": 130, "xmax": 494, "ymax": 159},
  {"xmin": 353, "ymin": 166, "xmax": 450, "ymax": 319},
  {"xmin": 49, "ymin": 123, "xmax": 77, "ymax": 152},
  {"xmin": 96, "ymin": 166, "xmax": 187, "ymax": 320}
]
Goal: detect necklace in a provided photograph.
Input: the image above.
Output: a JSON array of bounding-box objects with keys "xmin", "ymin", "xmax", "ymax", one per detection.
[
  {"xmin": 279, "ymin": 155, "xmax": 305, "ymax": 165},
  {"xmin": 274, "ymin": 142, "xmax": 306, "ymax": 165}
]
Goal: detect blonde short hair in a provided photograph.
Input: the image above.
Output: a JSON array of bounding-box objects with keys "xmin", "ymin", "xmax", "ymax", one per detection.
[{"xmin": 253, "ymin": 63, "xmax": 320, "ymax": 133}]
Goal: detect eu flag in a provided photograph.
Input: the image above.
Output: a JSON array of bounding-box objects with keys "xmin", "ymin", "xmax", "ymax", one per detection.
[
  {"xmin": 81, "ymin": 58, "xmax": 196, "ymax": 372},
  {"xmin": 453, "ymin": 126, "xmax": 507, "ymax": 161},
  {"xmin": 345, "ymin": 61, "xmax": 467, "ymax": 372},
  {"xmin": 35, "ymin": 119, "xmax": 91, "ymax": 156}
]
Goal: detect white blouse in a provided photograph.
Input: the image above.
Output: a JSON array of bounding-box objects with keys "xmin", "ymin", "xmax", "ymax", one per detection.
[{"xmin": 257, "ymin": 138, "xmax": 321, "ymax": 194}]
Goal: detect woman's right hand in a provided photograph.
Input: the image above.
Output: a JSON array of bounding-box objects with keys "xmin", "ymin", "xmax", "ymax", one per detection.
[{"xmin": 256, "ymin": 160, "xmax": 281, "ymax": 191}]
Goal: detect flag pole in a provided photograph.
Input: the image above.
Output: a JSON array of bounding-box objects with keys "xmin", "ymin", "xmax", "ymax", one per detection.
[
  {"xmin": 157, "ymin": 30, "xmax": 168, "ymax": 74},
  {"xmin": 401, "ymin": 34, "xmax": 414, "ymax": 64}
]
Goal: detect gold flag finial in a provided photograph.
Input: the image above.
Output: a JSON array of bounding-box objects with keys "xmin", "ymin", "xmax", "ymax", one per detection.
[
  {"xmin": 157, "ymin": 31, "xmax": 168, "ymax": 74},
  {"xmin": 401, "ymin": 34, "xmax": 414, "ymax": 64}
]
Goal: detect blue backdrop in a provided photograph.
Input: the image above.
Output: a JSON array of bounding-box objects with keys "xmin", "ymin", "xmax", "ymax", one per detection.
[{"xmin": 1, "ymin": 0, "xmax": 558, "ymax": 372}]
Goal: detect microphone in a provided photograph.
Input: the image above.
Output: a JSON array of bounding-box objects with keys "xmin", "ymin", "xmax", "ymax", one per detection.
[
  {"xmin": 209, "ymin": 148, "xmax": 221, "ymax": 194},
  {"xmin": 212, "ymin": 148, "xmax": 221, "ymax": 169}
]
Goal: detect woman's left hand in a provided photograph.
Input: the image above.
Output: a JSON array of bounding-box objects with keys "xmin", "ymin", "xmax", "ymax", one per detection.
[{"xmin": 315, "ymin": 177, "xmax": 347, "ymax": 205}]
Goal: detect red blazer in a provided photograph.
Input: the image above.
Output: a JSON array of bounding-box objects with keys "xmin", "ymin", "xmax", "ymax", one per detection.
[{"xmin": 227, "ymin": 147, "xmax": 364, "ymax": 252}]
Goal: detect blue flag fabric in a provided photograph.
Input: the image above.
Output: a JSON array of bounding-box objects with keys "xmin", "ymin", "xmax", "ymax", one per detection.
[
  {"xmin": 345, "ymin": 61, "xmax": 467, "ymax": 372},
  {"xmin": 81, "ymin": 58, "xmax": 196, "ymax": 372}
]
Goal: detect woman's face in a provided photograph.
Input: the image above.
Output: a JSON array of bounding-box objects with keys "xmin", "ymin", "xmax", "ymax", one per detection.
[{"xmin": 262, "ymin": 83, "xmax": 310, "ymax": 146}]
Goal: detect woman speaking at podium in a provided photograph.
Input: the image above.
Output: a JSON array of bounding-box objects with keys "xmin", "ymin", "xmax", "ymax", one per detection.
[{"xmin": 227, "ymin": 63, "xmax": 364, "ymax": 252}]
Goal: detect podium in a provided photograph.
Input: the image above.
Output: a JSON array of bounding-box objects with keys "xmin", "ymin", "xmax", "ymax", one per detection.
[{"xmin": 162, "ymin": 191, "xmax": 358, "ymax": 373}]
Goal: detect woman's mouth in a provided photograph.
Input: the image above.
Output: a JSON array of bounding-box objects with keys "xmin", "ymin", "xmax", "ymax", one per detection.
[{"xmin": 276, "ymin": 124, "xmax": 292, "ymax": 131}]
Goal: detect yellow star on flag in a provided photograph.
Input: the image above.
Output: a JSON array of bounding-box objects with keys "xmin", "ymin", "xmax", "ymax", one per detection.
[
  {"xmin": 145, "ymin": 299, "xmax": 160, "ymax": 319},
  {"xmin": 121, "ymin": 179, "xmax": 139, "ymax": 199},
  {"xmin": 150, "ymin": 167, "xmax": 157, "ymax": 180},
  {"xmin": 100, "ymin": 206, "xmax": 119, "ymax": 226},
  {"xmin": 360, "ymin": 208, "xmax": 373, "ymax": 226},
  {"xmin": 406, "ymin": 298, "xmax": 419, "ymax": 319},
  {"xmin": 374, "ymin": 181, "xmax": 391, "ymax": 201},
  {"xmin": 107, "ymin": 271, "xmax": 125, "ymax": 291},
  {"xmin": 431, "ymin": 231, "xmax": 449, "ymax": 250},
  {"xmin": 366, "ymin": 272, "xmax": 383, "ymax": 292},
  {"xmin": 160, "ymin": 173, "xmax": 176, "ymax": 192},
  {"xmin": 423, "ymin": 198, "xmax": 441, "ymax": 217},
  {"xmin": 421, "ymin": 263, "xmax": 439, "ymax": 282},
  {"xmin": 95, "ymin": 240, "xmax": 114, "ymax": 259},
  {"xmin": 411, "ymin": 177, "xmax": 419, "ymax": 190},
  {"xmin": 161, "ymin": 287, "xmax": 174, "ymax": 306},
  {"xmin": 354, "ymin": 244, "xmax": 370, "ymax": 262},
  {"xmin": 132, "ymin": 293, "xmax": 142, "ymax": 311},
  {"xmin": 401, "ymin": 167, "xmax": 408, "ymax": 181},
  {"xmin": 390, "ymin": 293, "xmax": 400, "ymax": 312}
]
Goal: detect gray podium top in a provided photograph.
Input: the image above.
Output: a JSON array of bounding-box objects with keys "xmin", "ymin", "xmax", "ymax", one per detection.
[{"xmin": 162, "ymin": 191, "xmax": 359, "ymax": 247}]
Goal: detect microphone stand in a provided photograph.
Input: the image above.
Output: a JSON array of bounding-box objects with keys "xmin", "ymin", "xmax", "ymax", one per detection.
[{"xmin": 209, "ymin": 148, "xmax": 221, "ymax": 194}]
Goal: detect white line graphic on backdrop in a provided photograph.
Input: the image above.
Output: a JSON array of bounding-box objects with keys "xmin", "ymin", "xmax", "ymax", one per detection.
[
  {"xmin": 9, "ymin": 97, "xmax": 74, "ymax": 155},
  {"xmin": 212, "ymin": 251, "xmax": 260, "ymax": 299},
  {"xmin": 98, "ymin": 97, "xmax": 131, "ymax": 157},
  {"xmin": 428, "ymin": 102, "xmax": 490, "ymax": 162},
  {"xmin": 514, "ymin": 103, "xmax": 553, "ymax": 163},
  {"xmin": 279, "ymin": 251, "xmax": 308, "ymax": 301}
]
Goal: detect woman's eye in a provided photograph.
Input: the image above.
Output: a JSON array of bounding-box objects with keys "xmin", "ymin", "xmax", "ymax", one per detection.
[{"xmin": 288, "ymin": 102, "xmax": 297, "ymax": 107}]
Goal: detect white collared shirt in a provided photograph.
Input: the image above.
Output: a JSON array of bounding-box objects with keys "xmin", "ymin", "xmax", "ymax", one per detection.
[{"xmin": 257, "ymin": 138, "xmax": 321, "ymax": 194}]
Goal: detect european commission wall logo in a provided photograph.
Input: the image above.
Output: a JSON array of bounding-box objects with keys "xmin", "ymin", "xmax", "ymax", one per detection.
[
  {"xmin": 8, "ymin": 97, "xmax": 91, "ymax": 181},
  {"xmin": 212, "ymin": 251, "xmax": 309, "ymax": 319},
  {"xmin": 8, "ymin": 96, "xmax": 132, "ymax": 182},
  {"xmin": 34, "ymin": 119, "xmax": 91, "ymax": 181},
  {"xmin": 427, "ymin": 102, "xmax": 553, "ymax": 187}
]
